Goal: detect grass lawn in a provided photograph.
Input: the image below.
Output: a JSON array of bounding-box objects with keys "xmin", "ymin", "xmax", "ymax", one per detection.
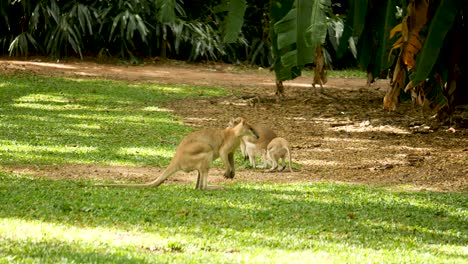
[{"xmin": 0, "ymin": 73, "xmax": 467, "ymax": 263}]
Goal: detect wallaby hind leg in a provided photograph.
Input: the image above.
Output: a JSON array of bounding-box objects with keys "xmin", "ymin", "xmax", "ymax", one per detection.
[
  {"xmin": 197, "ymin": 168, "xmax": 224, "ymax": 190},
  {"xmin": 287, "ymin": 147, "xmax": 293, "ymax": 172},
  {"xmin": 278, "ymin": 157, "xmax": 286, "ymax": 171},
  {"xmin": 240, "ymin": 140, "xmax": 249, "ymax": 161},
  {"xmin": 195, "ymin": 169, "xmax": 208, "ymax": 190},
  {"xmin": 249, "ymin": 153, "xmax": 256, "ymax": 169},
  {"xmin": 195, "ymin": 171, "xmax": 202, "ymax": 189},
  {"xmin": 268, "ymin": 154, "xmax": 279, "ymax": 172}
]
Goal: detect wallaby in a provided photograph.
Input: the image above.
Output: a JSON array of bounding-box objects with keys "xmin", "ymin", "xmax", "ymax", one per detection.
[
  {"xmin": 266, "ymin": 137, "xmax": 293, "ymax": 172},
  {"xmin": 228, "ymin": 118, "xmax": 277, "ymax": 169},
  {"xmin": 96, "ymin": 117, "xmax": 258, "ymax": 190}
]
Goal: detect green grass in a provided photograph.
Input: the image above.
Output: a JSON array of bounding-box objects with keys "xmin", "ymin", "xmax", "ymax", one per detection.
[
  {"xmin": 1, "ymin": 72, "xmax": 467, "ymax": 263},
  {"xmin": 1, "ymin": 174, "xmax": 467, "ymax": 263},
  {"xmin": 301, "ymin": 68, "xmax": 367, "ymax": 79},
  {"xmin": 0, "ymin": 73, "xmax": 226, "ymax": 166}
]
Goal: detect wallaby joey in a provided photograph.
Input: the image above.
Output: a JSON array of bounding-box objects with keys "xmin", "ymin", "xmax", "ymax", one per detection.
[
  {"xmin": 228, "ymin": 118, "xmax": 277, "ymax": 169},
  {"xmin": 266, "ymin": 137, "xmax": 293, "ymax": 172},
  {"xmin": 96, "ymin": 117, "xmax": 258, "ymax": 190}
]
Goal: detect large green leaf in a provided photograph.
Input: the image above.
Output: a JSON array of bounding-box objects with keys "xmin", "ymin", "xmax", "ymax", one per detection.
[
  {"xmin": 8, "ymin": 32, "xmax": 39, "ymax": 56},
  {"xmin": 305, "ymin": 0, "xmax": 330, "ymax": 48},
  {"xmin": 219, "ymin": 0, "xmax": 247, "ymax": 43},
  {"xmin": 411, "ymin": 0, "xmax": 463, "ymax": 86},
  {"xmin": 156, "ymin": 0, "xmax": 177, "ymax": 24},
  {"xmin": 336, "ymin": 0, "xmax": 368, "ymax": 58},
  {"xmin": 374, "ymin": 0, "xmax": 399, "ymax": 75},
  {"xmin": 356, "ymin": 0, "xmax": 398, "ymax": 76},
  {"xmin": 272, "ymin": 0, "xmax": 329, "ymax": 81}
]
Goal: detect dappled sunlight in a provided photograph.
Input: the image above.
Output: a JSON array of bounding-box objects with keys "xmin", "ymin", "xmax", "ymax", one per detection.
[
  {"xmin": 260, "ymin": 82, "xmax": 321, "ymax": 88},
  {"xmin": 72, "ymin": 123, "xmax": 102, "ymax": 130},
  {"xmin": 0, "ymin": 141, "xmax": 98, "ymax": 154},
  {"xmin": 13, "ymin": 93, "xmax": 136, "ymax": 113},
  {"xmin": 116, "ymin": 147, "xmax": 174, "ymax": 158},
  {"xmin": 13, "ymin": 102, "xmax": 87, "ymax": 111},
  {"xmin": 142, "ymin": 106, "xmax": 173, "ymax": 112},
  {"xmin": 360, "ymin": 218, "xmax": 464, "ymax": 243},
  {"xmin": 384, "ymin": 145, "xmax": 433, "ymax": 152},
  {"xmin": 322, "ymin": 137, "xmax": 374, "ymax": 144},
  {"xmin": 299, "ymin": 159, "xmax": 340, "ymax": 167},
  {"xmin": 331, "ymin": 124, "xmax": 411, "ymax": 134},
  {"xmin": 15, "ymin": 93, "xmax": 70, "ymax": 103},
  {"xmin": 4, "ymin": 60, "xmax": 77, "ymax": 70},
  {"xmin": 56, "ymin": 112, "xmax": 180, "ymax": 128},
  {"xmin": 0, "ymin": 217, "xmax": 169, "ymax": 252},
  {"xmin": 1, "ymin": 172, "xmax": 466, "ymax": 263}
]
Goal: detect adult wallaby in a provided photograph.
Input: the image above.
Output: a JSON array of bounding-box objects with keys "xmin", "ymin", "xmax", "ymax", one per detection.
[
  {"xmin": 266, "ymin": 137, "xmax": 293, "ymax": 172},
  {"xmin": 96, "ymin": 117, "xmax": 258, "ymax": 190},
  {"xmin": 228, "ymin": 118, "xmax": 277, "ymax": 169}
]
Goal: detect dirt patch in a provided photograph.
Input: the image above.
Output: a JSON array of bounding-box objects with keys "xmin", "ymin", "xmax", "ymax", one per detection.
[{"xmin": 1, "ymin": 58, "xmax": 467, "ymax": 192}]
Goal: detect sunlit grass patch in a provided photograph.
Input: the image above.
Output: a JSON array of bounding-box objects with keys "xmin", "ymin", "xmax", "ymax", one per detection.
[
  {"xmin": 302, "ymin": 68, "xmax": 367, "ymax": 79},
  {"xmin": 0, "ymin": 73, "xmax": 227, "ymax": 166}
]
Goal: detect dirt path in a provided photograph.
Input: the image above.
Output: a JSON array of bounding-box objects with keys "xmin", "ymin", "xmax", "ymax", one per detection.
[{"xmin": 1, "ymin": 58, "xmax": 467, "ymax": 192}]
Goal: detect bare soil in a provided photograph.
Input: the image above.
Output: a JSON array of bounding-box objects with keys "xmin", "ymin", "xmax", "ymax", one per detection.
[{"xmin": 1, "ymin": 58, "xmax": 467, "ymax": 192}]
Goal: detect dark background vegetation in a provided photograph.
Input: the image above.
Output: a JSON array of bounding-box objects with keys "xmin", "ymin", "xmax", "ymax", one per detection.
[{"xmin": 0, "ymin": 0, "xmax": 353, "ymax": 68}]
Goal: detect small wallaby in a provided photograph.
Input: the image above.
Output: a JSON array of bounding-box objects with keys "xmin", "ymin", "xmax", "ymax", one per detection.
[
  {"xmin": 96, "ymin": 117, "xmax": 258, "ymax": 190},
  {"xmin": 228, "ymin": 118, "xmax": 276, "ymax": 169},
  {"xmin": 266, "ymin": 137, "xmax": 293, "ymax": 172}
]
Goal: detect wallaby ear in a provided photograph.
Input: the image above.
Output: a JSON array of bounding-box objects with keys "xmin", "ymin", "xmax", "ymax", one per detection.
[{"xmin": 231, "ymin": 117, "xmax": 244, "ymax": 126}]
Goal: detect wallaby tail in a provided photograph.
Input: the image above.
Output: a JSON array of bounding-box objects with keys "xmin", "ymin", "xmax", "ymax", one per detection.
[
  {"xmin": 287, "ymin": 146, "xmax": 293, "ymax": 172},
  {"xmin": 95, "ymin": 164, "xmax": 178, "ymax": 188}
]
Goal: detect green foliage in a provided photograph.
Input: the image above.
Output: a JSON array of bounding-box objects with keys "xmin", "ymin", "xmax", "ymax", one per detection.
[
  {"xmin": 411, "ymin": 0, "xmax": 463, "ymax": 86},
  {"xmin": 337, "ymin": 0, "xmax": 399, "ymax": 77},
  {"xmin": 271, "ymin": 0, "xmax": 331, "ymax": 81},
  {"xmin": 8, "ymin": 32, "xmax": 39, "ymax": 57},
  {"xmin": 0, "ymin": 0, "xmax": 227, "ymax": 61},
  {"xmin": 217, "ymin": 0, "xmax": 248, "ymax": 43},
  {"xmin": 1, "ymin": 174, "xmax": 466, "ymax": 263}
]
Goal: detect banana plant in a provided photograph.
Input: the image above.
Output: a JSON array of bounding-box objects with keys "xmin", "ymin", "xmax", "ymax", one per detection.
[
  {"xmin": 270, "ymin": 0, "xmax": 331, "ymax": 95},
  {"xmin": 337, "ymin": 0, "xmax": 399, "ymax": 87},
  {"xmin": 384, "ymin": 0, "xmax": 465, "ymax": 119},
  {"xmin": 339, "ymin": 0, "xmax": 466, "ymax": 119},
  {"xmin": 216, "ymin": 0, "xmax": 247, "ymax": 43}
]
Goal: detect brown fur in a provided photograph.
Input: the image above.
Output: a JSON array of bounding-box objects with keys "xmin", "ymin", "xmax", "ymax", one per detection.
[
  {"xmin": 228, "ymin": 118, "xmax": 277, "ymax": 169},
  {"xmin": 266, "ymin": 137, "xmax": 293, "ymax": 172}
]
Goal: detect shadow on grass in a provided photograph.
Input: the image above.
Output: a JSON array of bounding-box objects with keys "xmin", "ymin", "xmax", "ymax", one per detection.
[{"xmin": 1, "ymin": 173, "xmax": 466, "ymax": 262}]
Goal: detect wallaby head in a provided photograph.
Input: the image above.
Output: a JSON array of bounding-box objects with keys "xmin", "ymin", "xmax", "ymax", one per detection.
[
  {"xmin": 228, "ymin": 117, "xmax": 276, "ymax": 169},
  {"xmin": 229, "ymin": 117, "xmax": 259, "ymax": 139}
]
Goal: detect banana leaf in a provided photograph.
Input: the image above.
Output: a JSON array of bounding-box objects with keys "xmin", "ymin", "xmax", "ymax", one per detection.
[
  {"xmin": 357, "ymin": 0, "xmax": 398, "ymax": 77},
  {"xmin": 336, "ymin": 0, "xmax": 368, "ymax": 58},
  {"xmin": 411, "ymin": 0, "xmax": 463, "ymax": 86},
  {"xmin": 217, "ymin": 0, "xmax": 247, "ymax": 43},
  {"xmin": 156, "ymin": 0, "xmax": 177, "ymax": 24},
  {"xmin": 272, "ymin": 0, "xmax": 330, "ymax": 82}
]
